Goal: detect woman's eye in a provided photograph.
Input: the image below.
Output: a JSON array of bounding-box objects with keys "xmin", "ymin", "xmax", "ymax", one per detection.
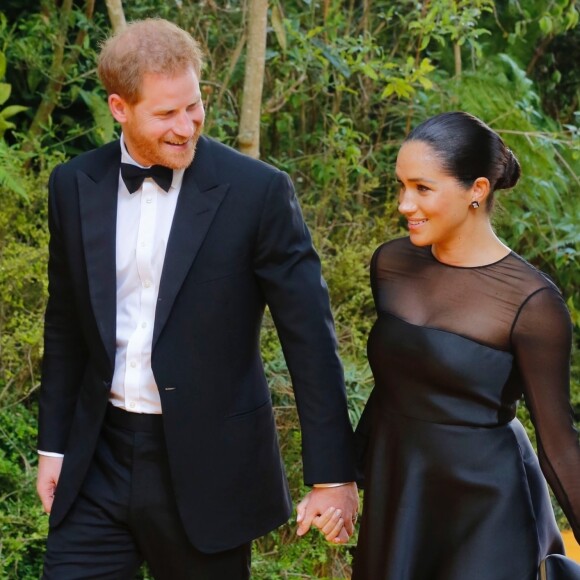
[{"xmin": 417, "ymin": 184, "xmax": 429, "ymax": 192}]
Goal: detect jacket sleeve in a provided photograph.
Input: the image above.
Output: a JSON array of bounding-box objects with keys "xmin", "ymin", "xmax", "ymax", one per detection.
[
  {"xmin": 253, "ymin": 170, "xmax": 356, "ymax": 485},
  {"xmin": 38, "ymin": 165, "xmax": 89, "ymax": 453}
]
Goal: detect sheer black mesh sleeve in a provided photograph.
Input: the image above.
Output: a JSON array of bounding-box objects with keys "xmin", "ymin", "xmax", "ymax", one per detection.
[{"xmin": 512, "ymin": 287, "xmax": 580, "ymax": 542}]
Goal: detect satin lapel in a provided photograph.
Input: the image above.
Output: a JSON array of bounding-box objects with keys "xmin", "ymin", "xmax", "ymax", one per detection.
[
  {"xmin": 78, "ymin": 164, "xmax": 119, "ymax": 368},
  {"xmin": 153, "ymin": 171, "xmax": 229, "ymax": 348}
]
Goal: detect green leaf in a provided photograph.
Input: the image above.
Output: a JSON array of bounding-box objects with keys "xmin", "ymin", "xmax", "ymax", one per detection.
[
  {"xmin": 0, "ymin": 52, "xmax": 6, "ymax": 80},
  {"xmin": 360, "ymin": 62, "xmax": 378, "ymax": 80},
  {"xmin": 0, "ymin": 162, "xmax": 27, "ymax": 198},
  {"xmin": 0, "ymin": 105, "xmax": 28, "ymax": 120},
  {"xmin": 0, "ymin": 115, "xmax": 14, "ymax": 136},
  {"xmin": 565, "ymin": 6, "xmax": 579, "ymax": 29},
  {"xmin": 419, "ymin": 57, "xmax": 435, "ymax": 74},
  {"xmin": 305, "ymin": 26, "xmax": 324, "ymax": 40},
  {"xmin": 77, "ymin": 89, "xmax": 116, "ymax": 146},
  {"xmin": 539, "ymin": 15, "xmax": 553, "ymax": 35},
  {"xmin": 310, "ymin": 38, "xmax": 351, "ymax": 78},
  {"xmin": 0, "ymin": 83, "xmax": 11, "ymax": 106}
]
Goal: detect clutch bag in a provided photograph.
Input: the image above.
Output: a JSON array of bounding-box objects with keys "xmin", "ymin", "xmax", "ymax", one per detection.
[{"xmin": 539, "ymin": 554, "xmax": 580, "ymax": 580}]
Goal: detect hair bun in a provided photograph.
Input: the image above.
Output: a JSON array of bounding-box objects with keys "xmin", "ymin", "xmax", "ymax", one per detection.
[{"xmin": 495, "ymin": 148, "xmax": 521, "ymax": 191}]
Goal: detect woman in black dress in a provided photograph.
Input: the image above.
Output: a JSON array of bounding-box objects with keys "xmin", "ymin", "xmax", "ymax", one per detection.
[{"xmin": 351, "ymin": 112, "xmax": 580, "ymax": 580}]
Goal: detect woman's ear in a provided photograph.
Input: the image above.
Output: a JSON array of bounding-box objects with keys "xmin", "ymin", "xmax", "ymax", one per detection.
[{"xmin": 470, "ymin": 177, "xmax": 491, "ymax": 207}]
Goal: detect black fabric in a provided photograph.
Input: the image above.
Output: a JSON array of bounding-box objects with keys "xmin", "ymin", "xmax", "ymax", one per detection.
[
  {"xmin": 352, "ymin": 237, "xmax": 579, "ymax": 580},
  {"xmin": 42, "ymin": 417, "xmax": 251, "ymax": 580},
  {"xmin": 120, "ymin": 162, "xmax": 173, "ymax": 193},
  {"xmin": 106, "ymin": 403, "xmax": 163, "ymax": 433},
  {"xmin": 540, "ymin": 554, "xmax": 580, "ymax": 580}
]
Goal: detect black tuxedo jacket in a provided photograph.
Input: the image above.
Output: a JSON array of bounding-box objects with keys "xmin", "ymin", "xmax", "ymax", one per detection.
[{"xmin": 38, "ymin": 136, "xmax": 355, "ymax": 553}]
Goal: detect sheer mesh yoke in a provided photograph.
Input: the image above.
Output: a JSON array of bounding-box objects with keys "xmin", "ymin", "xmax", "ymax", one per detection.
[
  {"xmin": 370, "ymin": 237, "xmax": 580, "ymax": 541},
  {"xmin": 373, "ymin": 238, "xmax": 563, "ymax": 351},
  {"xmin": 353, "ymin": 237, "xmax": 580, "ymax": 579}
]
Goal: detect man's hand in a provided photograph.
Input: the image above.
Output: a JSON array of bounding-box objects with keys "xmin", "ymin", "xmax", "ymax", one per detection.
[
  {"xmin": 296, "ymin": 482, "xmax": 359, "ymax": 543},
  {"xmin": 36, "ymin": 455, "xmax": 63, "ymax": 514}
]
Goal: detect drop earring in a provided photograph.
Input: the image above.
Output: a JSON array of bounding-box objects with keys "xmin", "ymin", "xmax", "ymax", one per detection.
[{"xmin": 470, "ymin": 201, "xmax": 480, "ymax": 209}]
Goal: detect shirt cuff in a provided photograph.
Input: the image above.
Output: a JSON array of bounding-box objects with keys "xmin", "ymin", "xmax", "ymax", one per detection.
[
  {"xmin": 38, "ymin": 450, "xmax": 65, "ymax": 458},
  {"xmin": 313, "ymin": 482, "xmax": 352, "ymax": 488}
]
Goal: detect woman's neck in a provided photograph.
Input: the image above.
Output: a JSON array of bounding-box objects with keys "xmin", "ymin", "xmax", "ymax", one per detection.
[{"xmin": 431, "ymin": 222, "xmax": 510, "ymax": 267}]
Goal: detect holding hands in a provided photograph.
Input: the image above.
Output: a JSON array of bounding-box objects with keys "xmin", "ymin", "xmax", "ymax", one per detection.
[{"xmin": 296, "ymin": 482, "xmax": 359, "ymax": 543}]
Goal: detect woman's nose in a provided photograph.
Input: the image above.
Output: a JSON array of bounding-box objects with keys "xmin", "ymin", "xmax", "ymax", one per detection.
[{"xmin": 398, "ymin": 190, "xmax": 416, "ymax": 215}]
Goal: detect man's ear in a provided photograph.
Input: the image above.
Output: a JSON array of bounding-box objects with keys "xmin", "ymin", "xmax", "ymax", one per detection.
[{"xmin": 108, "ymin": 94, "xmax": 129, "ymax": 123}]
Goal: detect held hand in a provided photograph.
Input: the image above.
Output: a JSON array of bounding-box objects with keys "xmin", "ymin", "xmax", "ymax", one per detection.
[
  {"xmin": 312, "ymin": 506, "xmax": 350, "ymax": 543},
  {"xmin": 296, "ymin": 482, "xmax": 359, "ymax": 542},
  {"xmin": 36, "ymin": 455, "xmax": 63, "ymax": 514}
]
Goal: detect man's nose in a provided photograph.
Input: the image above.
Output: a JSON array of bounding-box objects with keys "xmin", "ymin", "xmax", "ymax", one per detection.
[{"xmin": 173, "ymin": 111, "xmax": 195, "ymax": 138}]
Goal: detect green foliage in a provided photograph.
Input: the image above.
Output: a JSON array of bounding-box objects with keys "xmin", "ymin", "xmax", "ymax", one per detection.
[
  {"xmin": 0, "ymin": 47, "xmax": 27, "ymax": 140},
  {"xmin": 75, "ymin": 88, "xmax": 117, "ymax": 146},
  {"xmin": 1, "ymin": 6, "xmax": 109, "ymax": 153},
  {"xmin": 408, "ymin": 0, "xmax": 494, "ymax": 51},
  {"xmin": 0, "ymin": 401, "xmax": 46, "ymax": 579},
  {"xmin": 0, "ymin": 1, "xmax": 578, "ymax": 577},
  {"xmin": 505, "ymin": 0, "xmax": 579, "ymax": 50},
  {"xmin": 0, "ymin": 135, "xmax": 56, "ymax": 580},
  {"xmin": 0, "ymin": 144, "xmax": 55, "ymax": 409}
]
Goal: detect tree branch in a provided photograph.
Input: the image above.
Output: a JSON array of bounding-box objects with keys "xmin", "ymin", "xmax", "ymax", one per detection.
[
  {"xmin": 526, "ymin": 33, "xmax": 554, "ymax": 77},
  {"xmin": 24, "ymin": 0, "xmax": 74, "ymax": 148},
  {"xmin": 238, "ymin": 0, "xmax": 268, "ymax": 158},
  {"xmin": 104, "ymin": 0, "xmax": 126, "ymax": 34}
]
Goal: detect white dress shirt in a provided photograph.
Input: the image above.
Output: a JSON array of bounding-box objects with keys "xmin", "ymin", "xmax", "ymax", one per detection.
[{"xmin": 110, "ymin": 136, "xmax": 184, "ymax": 414}]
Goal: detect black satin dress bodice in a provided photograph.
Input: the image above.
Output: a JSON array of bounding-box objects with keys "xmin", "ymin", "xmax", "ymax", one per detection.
[{"xmin": 352, "ymin": 237, "xmax": 580, "ymax": 580}]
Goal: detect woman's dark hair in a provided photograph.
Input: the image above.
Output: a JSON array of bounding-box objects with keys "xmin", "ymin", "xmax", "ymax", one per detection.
[{"xmin": 404, "ymin": 111, "xmax": 521, "ymax": 210}]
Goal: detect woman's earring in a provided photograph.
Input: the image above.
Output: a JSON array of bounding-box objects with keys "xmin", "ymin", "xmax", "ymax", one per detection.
[{"xmin": 470, "ymin": 201, "xmax": 480, "ymax": 209}]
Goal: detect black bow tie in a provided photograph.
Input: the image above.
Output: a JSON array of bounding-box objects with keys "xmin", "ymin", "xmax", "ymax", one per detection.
[{"xmin": 121, "ymin": 163, "xmax": 173, "ymax": 193}]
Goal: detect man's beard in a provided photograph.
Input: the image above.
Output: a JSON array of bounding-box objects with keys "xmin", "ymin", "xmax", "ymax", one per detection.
[{"xmin": 127, "ymin": 123, "xmax": 204, "ymax": 170}]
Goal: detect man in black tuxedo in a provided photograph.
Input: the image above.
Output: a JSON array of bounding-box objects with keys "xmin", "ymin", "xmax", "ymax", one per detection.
[{"xmin": 36, "ymin": 18, "xmax": 357, "ymax": 579}]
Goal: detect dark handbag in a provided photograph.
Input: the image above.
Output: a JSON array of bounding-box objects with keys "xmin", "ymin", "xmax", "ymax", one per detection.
[{"xmin": 539, "ymin": 554, "xmax": 580, "ymax": 580}]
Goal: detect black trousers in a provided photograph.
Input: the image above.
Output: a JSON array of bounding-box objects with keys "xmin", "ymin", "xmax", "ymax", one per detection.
[{"xmin": 43, "ymin": 405, "xmax": 251, "ymax": 580}]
